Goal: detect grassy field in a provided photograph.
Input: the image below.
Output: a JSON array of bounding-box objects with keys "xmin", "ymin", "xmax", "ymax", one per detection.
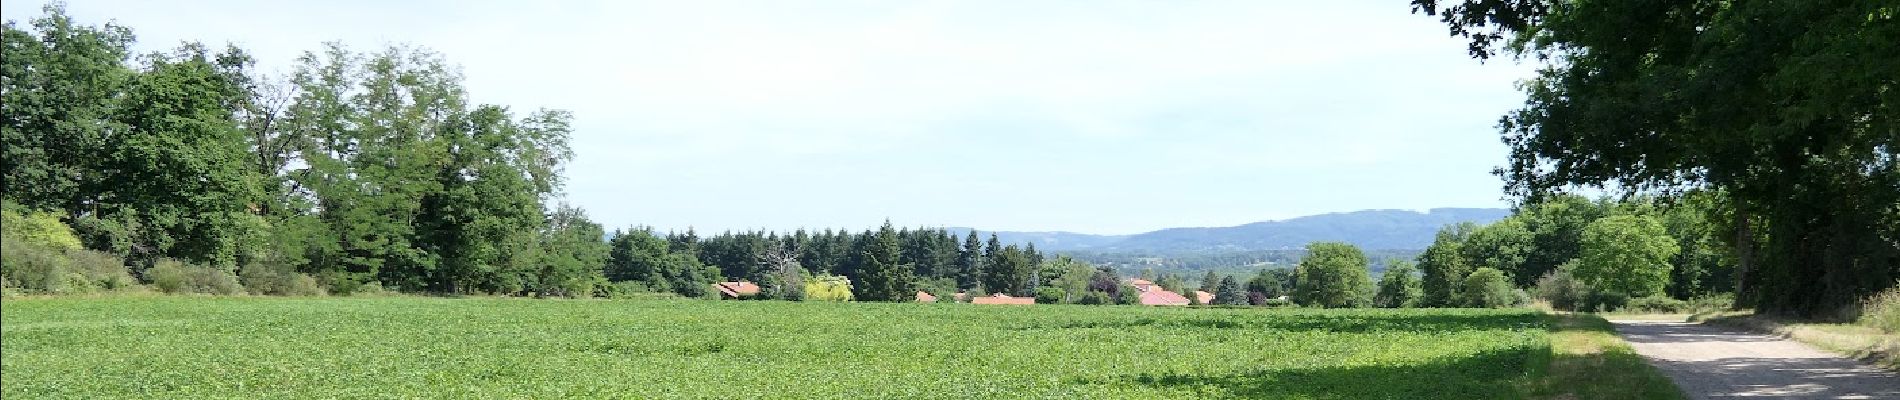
[{"xmin": 3, "ymin": 297, "xmax": 1664, "ymax": 399}]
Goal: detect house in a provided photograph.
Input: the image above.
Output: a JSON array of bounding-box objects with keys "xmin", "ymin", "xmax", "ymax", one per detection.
[
  {"xmin": 1126, "ymin": 278, "xmax": 1191, "ymax": 306},
  {"xmin": 714, "ymin": 281, "xmax": 760, "ymax": 299},
  {"xmin": 1194, "ymin": 290, "xmax": 1214, "ymax": 305},
  {"xmin": 915, "ymin": 291, "xmax": 937, "ymax": 303},
  {"xmin": 1138, "ymin": 289, "xmax": 1190, "ymax": 306},
  {"xmin": 970, "ymin": 293, "xmax": 1035, "ymax": 305}
]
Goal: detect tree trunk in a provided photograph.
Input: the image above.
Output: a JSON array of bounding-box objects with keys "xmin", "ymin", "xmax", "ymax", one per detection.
[{"xmin": 1732, "ymin": 207, "xmax": 1754, "ymax": 306}]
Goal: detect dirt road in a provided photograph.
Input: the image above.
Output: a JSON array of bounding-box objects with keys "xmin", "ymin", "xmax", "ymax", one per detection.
[{"xmin": 1612, "ymin": 320, "xmax": 1900, "ymax": 399}]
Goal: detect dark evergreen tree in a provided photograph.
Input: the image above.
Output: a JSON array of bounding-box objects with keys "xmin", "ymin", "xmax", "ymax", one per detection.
[
  {"xmin": 955, "ymin": 231, "xmax": 982, "ymax": 290},
  {"xmin": 1213, "ymin": 276, "xmax": 1246, "ymax": 305},
  {"xmin": 855, "ymin": 221, "xmax": 911, "ymax": 301}
]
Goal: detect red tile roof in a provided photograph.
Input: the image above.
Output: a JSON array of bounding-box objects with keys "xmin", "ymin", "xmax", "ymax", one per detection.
[
  {"xmin": 970, "ymin": 293, "xmax": 1035, "ymax": 305},
  {"xmin": 1194, "ymin": 290, "xmax": 1214, "ymax": 305},
  {"xmin": 715, "ymin": 281, "xmax": 760, "ymax": 298},
  {"xmin": 1138, "ymin": 289, "xmax": 1190, "ymax": 306}
]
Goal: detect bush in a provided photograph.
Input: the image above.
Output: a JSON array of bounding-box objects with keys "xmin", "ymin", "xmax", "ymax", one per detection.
[
  {"xmin": 1686, "ymin": 293, "xmax": 1735, "ymax": 315},
  {"xmin": 64, "ymin": 249, "xmax": 137, "ymax": 292},
  {"xmin": 1256, "ymin": 297, "xmax": 1295, "ymax": 307},
  {"xmin": 149, "ymin": 260, "xmax": 243, "ymax": 295},
  {"xmin": 1534, "ymin": 267, "xmax": 1591, "ymax": 311},
  {"xmin": 1584, "ymin": 291, "xmax": 1630, "ymax": 312},
  {"xmin": 1625, "ymin": 296, "xmax": 1691, "ymax": 313},
  {"xmin": 1, "ymin": 202, "xmax": 83, "ymax": 251},
  {"xmin": 2, "ymin": 236, "xmax": 72, "ymax": 292},
  {"xmin": 598, "ymin": 281, "xmax": 656, "ymax": 299},
  {"xmin": 1861, "ymin": 285, "xmax": 1900, "ymax": 333},
  {"xmin": 1460, "ymin": 268, "xmax": 1517, "ymax": 308},
  {"xmin": 804, "ymin": 274, "xmax": 853, "ymax": 302},
  {"xmin": 1077, "ymin": 290, "xmax": 1113, "ymax": 305},
  {"xmin": 1035, "ymin": 286, "xmax": 1065, "ymax": 304},
  {"xmin": 1114, "ymin": 284, "xmax": 1141, "ymax": 305},
  {"xmin": 239, "ymin": 263, "xmax": 324, "ymax": 296},
  {"xmin": 0, "ymin": 237, "xmax": 139, "ymax": 294}
]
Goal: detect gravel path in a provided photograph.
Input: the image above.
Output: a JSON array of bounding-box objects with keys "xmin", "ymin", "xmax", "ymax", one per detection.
[{"xmin": 1612, "ymin": 320, "xmax": 1900, "ymax": 399}]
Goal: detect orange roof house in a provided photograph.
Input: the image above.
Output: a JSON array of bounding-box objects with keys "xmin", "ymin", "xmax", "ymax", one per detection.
[
  {"xmin": 915, "ymin": 291, "xmax": 937, "ymax": 303},
  {"xmin": 714, "ymin": 281, "xmax": 760, "ymax": 298},
  {"xmin": 1138, "ymin": 289, "xmax": 1190, "ymax": 306},
  {"xmin": 970, "ymin": 293, "xmax": 1035, "ymax": 305},
  {"xmin": 1194, "ymin": 290, "xmax": 1214, "ymax": 305}
]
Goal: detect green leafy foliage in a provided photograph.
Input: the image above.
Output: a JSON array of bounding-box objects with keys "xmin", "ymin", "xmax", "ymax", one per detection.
[
  {"xmin": 804, "ymin": 274, "xmax": 854, "ymax": 302},
  {"xmin": 1576, "ymin": 215, "xmax": 1679, "ymax": 298},
  {"xmin": 1416, "ymin": 0, "xmax": 1900, "ymax": 317},
  {"xmin": 1, "ymin": 203, "xmax": 82, "ymax": 251},
  {"xmin": 147, "ymin": 259, "xmax": 242, "ymax": 295},
  {"xmin": 1418, "ymin": 223, "xmax": 1476, "ymax": 307},
  {"xmin": 1863, "ymin": 286, "xmax": 1900, "ymax": 334},
  {"xmin": 1293, "ymin": 242, "xmax": 1375, "ymax": 308},
  {"xmin": 238, "ymin": 263, "xmax": 324, "ymax": 296},
  {"xmin": 1459, "ymin": 268, "xmax": 1516, "ymax": 308},
  {"xmin": 1375, "ymin": 261, "xmax": 1424, "ymax": 308}
]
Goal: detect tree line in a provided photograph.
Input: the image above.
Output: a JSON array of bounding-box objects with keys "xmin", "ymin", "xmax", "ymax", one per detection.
[{"xmin": 3, "ymin": 5, "xmax": 600, "ymax": 296}]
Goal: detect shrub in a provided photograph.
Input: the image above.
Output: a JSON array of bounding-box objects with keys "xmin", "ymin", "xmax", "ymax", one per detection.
[
  {"xmin": 1256, "ymin": 297, "xmax": 1295, "ymax": 307},
  {"xmin": 1460, "ymin": 268, "xmax": 1517, "ymax": 308},
  {"xmin": 0, "ymin": 237, "xmax": 140, "ymax": 294},
  {"xmin": 2, "ymin": 236, "xmax": 71, "ymax": 292},
  {"xmin": 239, "ymin": 263, "xmax": 324, "ymax": 296},
  {"xmin": 1861, "ymin": 285, "xmax": 1900, "ymax": 333},
  {"xmin": 804, "ymin": 274, "xmax": 853, "ymax": 302},
  {"xmin": 1584, "ymin": 291, "xmax": 1630, "ymax": 312},
  {"xmin": 1624, "ymin": 296, "xmax": 1690, "ymax": 313},
  {"xmin": 1534, "ymin": 267, "xmax": 1591, "ymax": 311},
  {"xmin": 0, "ymin": 202, "xmax": 82, "ymax": 251},
  {"xmin": 354, "ymin": 281, "xmax": 387, "ymax": 296},
  {"xmin": 64, "ymin": 249, "xmax": 137, "ymax": 292},
  {"xmin": 149, "ymin": 260, "xmax": 243, "ymax": 295},
  {"xmin": 1114, "ymin": 284, "xmax": 1141, "ymax": 305},
  {"xmin": 598, "ymin": 281, "xmax": 654, "ymax": 299},
  {"xmin": 1035, "ymin": 286, "xmax": 1065, "ymax": 304},
  {"xmin": 1686, "ymin": 293, "xmax": 1735, "ymax": 315},
  {"xmin": 1077, "ymin": 290, "xmax": 1112, "ymax": 305}
]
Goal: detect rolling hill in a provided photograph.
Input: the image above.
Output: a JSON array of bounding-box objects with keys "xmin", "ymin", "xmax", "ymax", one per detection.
[{"xmin": 967, "ymin": 208, "xmax": 1509, "ymax": 252}]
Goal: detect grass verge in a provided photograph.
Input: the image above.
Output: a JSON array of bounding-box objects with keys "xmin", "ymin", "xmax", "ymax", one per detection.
[
  {"xmin": 1522, "ymin": 314, "xmax": 1684, "ymax": 400},
  {"xmin": 1703, "ymin": 314, "xmax": 1900, "ymax": 370}
]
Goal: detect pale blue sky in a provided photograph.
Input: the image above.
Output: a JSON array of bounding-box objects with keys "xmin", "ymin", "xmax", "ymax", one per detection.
[{"xmin": 6, "ymin": 1, "xmax": 1536, "ymax": 235}]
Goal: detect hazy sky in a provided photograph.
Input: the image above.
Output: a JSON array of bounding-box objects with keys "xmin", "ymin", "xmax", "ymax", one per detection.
[{"xmin": 6, "ymin": 1, "xmax": 1537, "ymax": 235}]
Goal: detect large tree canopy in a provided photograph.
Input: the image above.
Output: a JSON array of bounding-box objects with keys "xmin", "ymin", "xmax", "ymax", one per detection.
[{"xmin": 1416, "ymin": 0, "xmax": 1900, "ymax": 316}]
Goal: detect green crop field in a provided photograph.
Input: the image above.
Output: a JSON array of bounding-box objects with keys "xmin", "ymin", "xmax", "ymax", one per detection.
[{"xmin": 3, "ymin": 297, "xmax": 1554, "ymax": 399}]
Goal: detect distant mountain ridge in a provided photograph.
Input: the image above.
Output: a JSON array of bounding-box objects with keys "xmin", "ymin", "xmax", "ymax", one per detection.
[{"xmin": 960, "ymin": 208, "xmax": 1509, "ymax": 252}]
